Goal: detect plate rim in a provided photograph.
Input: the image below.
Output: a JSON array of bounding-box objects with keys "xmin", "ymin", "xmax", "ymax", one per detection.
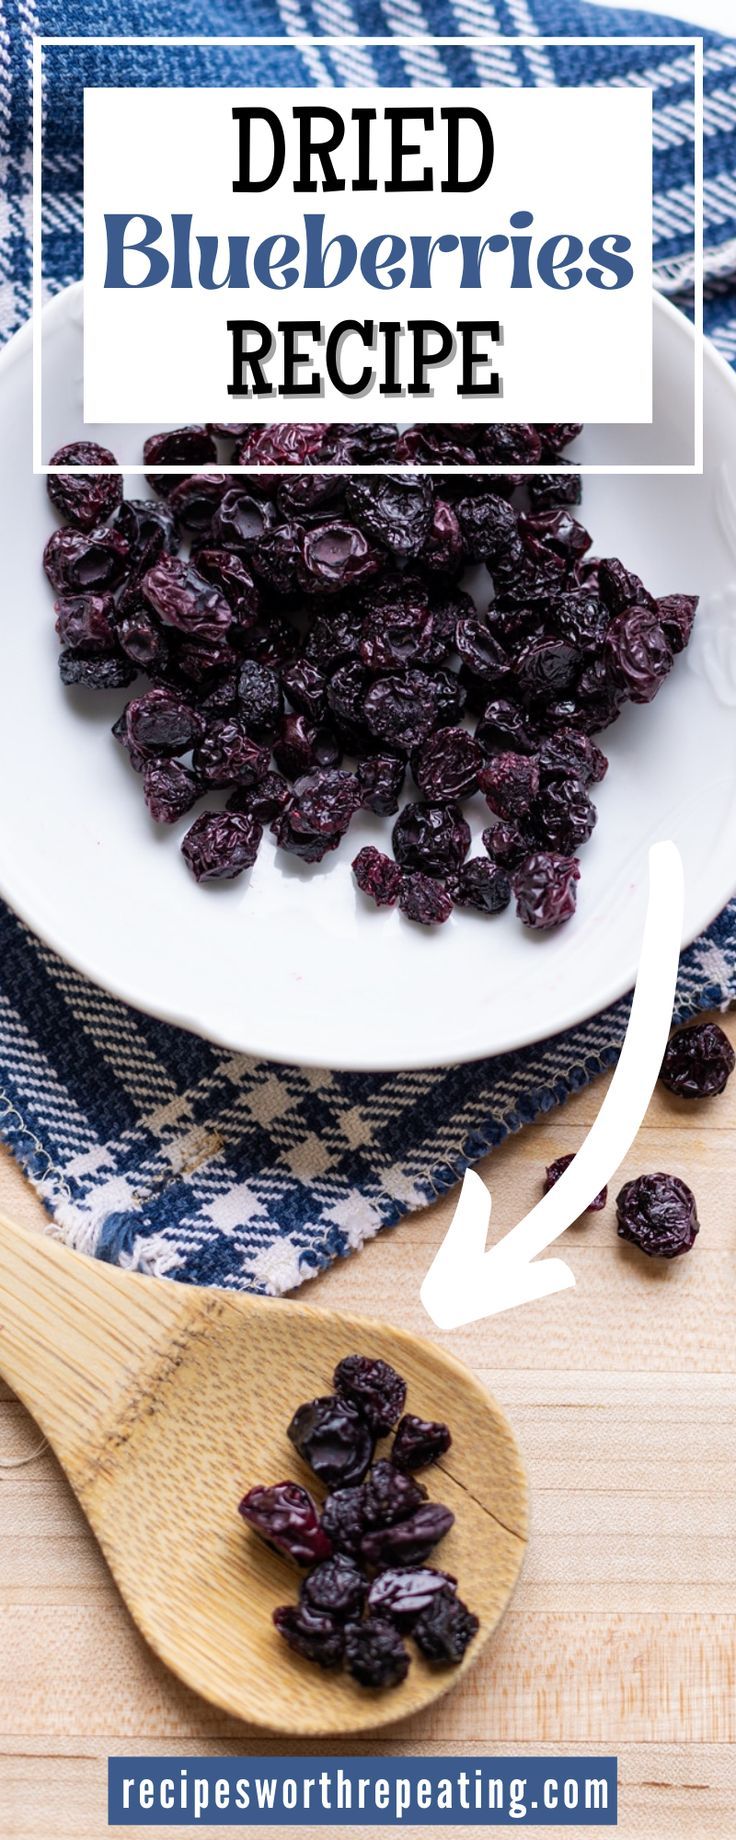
[{"xmin": 1, "ymin": 286, "xmax": 735, "ymax": 1071}]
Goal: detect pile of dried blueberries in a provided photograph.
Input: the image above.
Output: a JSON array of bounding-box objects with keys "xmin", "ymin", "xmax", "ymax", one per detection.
[
  {"xmin": 239, "ymin": 1353, "xmax": 477, "ymax": 1689},
  {"xmin": 43, "ymin": 421, "xmax": 699, "ymax": 929}
]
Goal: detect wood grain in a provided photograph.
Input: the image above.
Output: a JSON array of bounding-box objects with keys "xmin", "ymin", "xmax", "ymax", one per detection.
[{"xmin": 0, "ymin": 1012, "xmax": 734, "ymax": 1833}]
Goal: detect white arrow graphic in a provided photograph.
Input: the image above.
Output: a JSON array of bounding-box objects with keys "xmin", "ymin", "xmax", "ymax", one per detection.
[{"xmin": 420, "ymin": 840, "xmax": 685, "ymax": 1329}]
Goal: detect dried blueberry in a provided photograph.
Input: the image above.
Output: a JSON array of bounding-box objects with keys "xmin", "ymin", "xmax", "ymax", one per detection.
[
  {"xmin": 299, "ymin": 521, "xmax": 381, "ymax": 594},
  {"xmin": 515, "ymin": 635, "xmax": 580, "ymax": 705},
  {"xmin": 482, "ymin": 821, "xmax": 534, "ymax": 871},
  {"xmin": 321, "ymin": 1487, "xmax": 366, "ymax": 1558},
  {"xmin": 44, "ymin": 525, "xmax": 130, "ymax": 594},
  {"xmin": 47, "ymin": 442, "xmax": 122, "ymax": 532},
  {"xmin": 544, "ymin": 1153, "xmax": 607, "ymax": 1211},
  {"xmin": 281, "ymin": 660, "xmax": 327, "ymax": 723},
  {"xmin": 305, "ymin": 607, "xmax": 361, "ymax": 673},
  {"xmin": 392, "ymin": 1415, "xmax": 452, "ymax": 1472},
  {"xmin": 322, "ymin": 422, "xmax": 398, "ymax": 467},
  {"xmin": 58, "ymin": 650, "xmax": 137, "ymax": 689},
  {"xmin": 353, "ymin": 846, "xmax": 403, "ymax": 909},
  {"xmin": 272, "ymin": 810, "xmax": 343, "ymax": 863},
  {"xmin": 290, "ymin": 768, "xmax": 361, "ymax": 838},
  {"xmin": 237, "ymin": 660, "xmax": 283, "ymax": 736},
  {"xmin": 413, "ymin": 1588, "xmax": 479, "ymax": 1664},
  {"xmin": 210, "ymin": 488, "xmax": 277, "ymax": 553},
  {"xmin": 142, "ymin": 556, "xmax": 233, "ymax": 644},
  {"xmin": 399, "ymin": 873, "xmax": 453, "ymax": 927},
  {"xmin": 531, "ymin": 775, "xmax": 597, "ymax": 854},
  {"xmin": 456, "ymin": 492, "xmax": 517, "ymax": 562},
  {"xmin": 413, "ymin": 727, "xmax": 482, "ymax": 802},
  {"xmin": 476, "ymin": 698, "xmax": 539, "ymax": 757},
  {"xmin": 193, "ymin": 719, "xmax": 269, "ymax": 789},
  {"xmin": 479, "ymin": 752, "xmax": 540, "ymax": 820},
  {"xmin": 116, "ymin": 609, "xmax": 168, "ymax": 669},
  {"xmin": 344, "ymin": 1617, "xmax": 410, "ymax": 1689},
  {"xmin": 659, "ymin": 1022, "xmax": 735, "ymax": 1100},
  {"xmin": 125, "ymin": 687, "xmax": 202, "ymax": 757},
  {"xmin": 300, "ymin": 1555, "xmax": 367, "ymax": 1621},
  {"xmin": 536, "ymin": 423, "xmax": 583, "ymax": 460},
  {"xmin": 421, "ymin": 497, "xmax": 464, "ymax": 575},
  {"xmin": 239, "ymin": 1481, "xmax": 332, "ymax": 1566},
  {"xmin": 142, "ymin": 760, "xmax": 200, "ymax": 825},
  {"xmin": 272, "ymin": 713, "xmax": 319, "ymax": 780},
  {"xmin": 360, "ymin": 1501, "xmax": 454, "ymax": 1568},
  {"xmin": 227, "ymin": 772, "xmax": 292, "ymax": 824},
  {"xmin": 598, "ymin": 556, "xmax": 654, "ymax": 616},
  {"xmin": 112, "ymin": 497, "xmax": 179, "ymax": 571},
  {"xmin": 656, "ymin": 594, "xmax": 698, "ymax": 655},
  {"xmin": 333, "ymin": 1356, "xmax": 407, "ymax": 1434},
  {"xmin": 143, "ymin": 425, "xmax": 218, "ymax": 495},
  {"xmin": 194, "ymin": 549, "xmax": 261, "ymax": 627},
  {"xmin": 325, "ymin": 661, "xmax": 369, "ymax": 741},
  {"xmin": 236, "ymin": 422, "xmax": 327, "ymax": 470},
  {"xmin": 368, "ymin": 1567, "xmax": 457, "ymax": 1627},
  {"xmin": 359, "ymin": 596, "xmax": 443, "ymax": 674},
  {"xmin": 477, "ymin": 423, "xmax": 543, "ymax": 465},
  {"xmin": 166, "ymin": 473, "xmax": 227, "ymax": 534},
  {"xmin": 392, "ymin": 803, "xmax": 470, "ymax": 879},
  {"xmin": 455, "ymin": 616, "xmax": 511, "ymax": 690},
  {"xmin": 520, "ymin": 508, "xmax": 591, "ymax": 569},
  {"xmin": 362, "ymin": 1460, "xmax": 427, "ymax": 1528},
  {"xmin": 538, "ymin": 729, "xmax": 608, "ymax": 787},
  {"xmin": 273, "ymin": 1603, "xmax": 344, "ymax": 1669},
  {"xmin": 433, "ymin": 667, "xmax": 468, "ymax": 729},
  {"xmin": 615, "ymin": 1172, "xmax": 700, "ymax": 1259},
  {"xmin": 346, "ymin": 474, "xmax": 433, "ymax": 559},
  {"xmin": 605, "ymin": 606, "xmax": 673, "ymax": 703},
  {"xmin": 528, "ymin": 470, "xmax": 582, "ymax": 510},
  {"xmin": 549, "ymin": 588, "xmax": 609, "ymax": 652},
  {"xmin": 364, "ymin": 671, "xmax": 441, "ymax": 752},
  {"xmin": 450, "ymin": 858, "xmax": 511, "ymax": 915},
  {"xmin": 55, "ymin": 592, "xmax": 117, "ymax": 655},
  {"xmin": 513, "ymin": 852, "xmax": 580, "ymax": 929},
  {"xmin": 288, "ymin": 1396, "xmax": 374, "ymax": 1489},
  {"xmin": 357, "ymin": 754, "xmax": 406, "ymax": 817},
  {"xmin": 181, "ymin": 810, "xmax": 262, "ymax": 882}
]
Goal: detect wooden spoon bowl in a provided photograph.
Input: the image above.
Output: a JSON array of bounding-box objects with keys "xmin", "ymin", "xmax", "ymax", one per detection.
[{"xmin": 0, "ymin": 1213, "xmax": 527, "ymax": 1736}]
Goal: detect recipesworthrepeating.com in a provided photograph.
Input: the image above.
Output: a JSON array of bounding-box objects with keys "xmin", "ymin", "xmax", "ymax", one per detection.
[{"xmin": 108, "ymin": 1755, "xmax": 617, "ymax": 1825}]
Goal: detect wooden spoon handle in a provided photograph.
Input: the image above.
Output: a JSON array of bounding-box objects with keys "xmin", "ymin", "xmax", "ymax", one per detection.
[{"xmin": 0, "ymin": 1213, "xmax": 189, "ymax": 1468}]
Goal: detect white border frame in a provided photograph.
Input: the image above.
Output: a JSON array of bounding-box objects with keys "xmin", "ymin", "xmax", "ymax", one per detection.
[{"xmin": 32, "ymin": 33, "xmax": 705, "ymax": 477}]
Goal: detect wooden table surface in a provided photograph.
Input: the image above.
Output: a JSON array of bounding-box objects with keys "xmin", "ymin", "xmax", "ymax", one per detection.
[{"xmin": 0, "ymin": 1014, "xmax": 734, "ymax": 1838}]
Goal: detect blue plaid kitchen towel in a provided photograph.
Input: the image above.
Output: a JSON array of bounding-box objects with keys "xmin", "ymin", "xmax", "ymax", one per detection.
[{"xmin": 0, "ymin": 1, "xmax": 735, "ymax": 1293}]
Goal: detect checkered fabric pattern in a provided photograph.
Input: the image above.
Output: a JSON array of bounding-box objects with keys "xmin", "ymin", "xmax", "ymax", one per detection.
[{"xmin": 0, "ymin": 0, "xmax": 735, "ymax": 1293}]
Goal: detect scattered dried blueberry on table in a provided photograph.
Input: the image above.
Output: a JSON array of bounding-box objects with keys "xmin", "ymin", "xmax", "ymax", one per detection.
[
  {"xmin": 45, "ymin": 424, "xmax": 699, "ymax": 931},
  {"xmin": 239, "ymin": 1353, "xmax": 477, "ymax": 1691},
  {"xmin": 615, "ymin": 1172, "xmax": 700, "ymax": 1259},
  {"xmin": 659, "ymin": 1021, "xmax": 736, "ymax": 1100},
  {"xmin": 544, "ymin": 1153, "xmax": 608, "ymax": 1213}
]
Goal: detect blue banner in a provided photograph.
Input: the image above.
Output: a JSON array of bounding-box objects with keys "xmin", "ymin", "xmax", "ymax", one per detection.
[{"xmin": 108, "ymin": 1755, "xmax": 617, "ymax": 1825}]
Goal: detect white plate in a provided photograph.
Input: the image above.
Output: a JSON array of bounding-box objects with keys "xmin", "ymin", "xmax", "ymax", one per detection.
[{"xmin": 1, "ymin": 285, "xmax": 736, "ymax": 1070}]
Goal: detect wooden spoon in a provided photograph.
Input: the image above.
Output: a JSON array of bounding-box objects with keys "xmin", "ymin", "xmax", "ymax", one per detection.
[{"xmin": 0, "ymin": 1212, "xmax": 527, "ymax": 1736}]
